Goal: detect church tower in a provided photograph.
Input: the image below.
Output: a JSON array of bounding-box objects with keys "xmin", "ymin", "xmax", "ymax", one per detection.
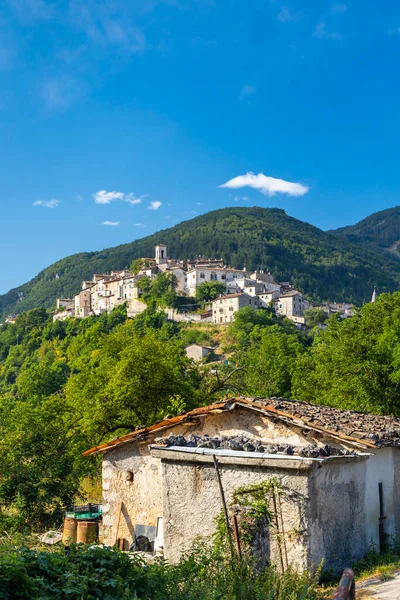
[
  {"xmin": 155, "ymin": 244, "xmax": 167, "ymax": 265},
  {"xmin": 371, "ymin": 286, "xmax": 377, "ymax": 303}
]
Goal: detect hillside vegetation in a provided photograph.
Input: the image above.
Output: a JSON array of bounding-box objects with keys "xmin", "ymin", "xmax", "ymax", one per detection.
[
  {"xmin": 334, "ymin": 205, "xmax": 400, "ymax": 256},
  {"xmin": 2, "ymin": 206, "xmax": 400, "ymax": 318}
]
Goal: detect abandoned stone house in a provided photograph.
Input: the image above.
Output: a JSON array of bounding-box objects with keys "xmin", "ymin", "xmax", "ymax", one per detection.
[{"xmin": 83, "ymin": 397, "xmax": 400, "ymax": 573}]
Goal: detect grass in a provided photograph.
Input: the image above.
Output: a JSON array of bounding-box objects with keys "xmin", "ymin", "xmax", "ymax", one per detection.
[{"xmin": 352, "ymin": 539, "xmax": 400, "ymax": 581}]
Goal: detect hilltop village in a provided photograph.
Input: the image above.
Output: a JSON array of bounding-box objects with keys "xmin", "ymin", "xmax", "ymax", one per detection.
[{"xmin": 52, "ymin": 243, "xmax": 354, "ymax": 326}]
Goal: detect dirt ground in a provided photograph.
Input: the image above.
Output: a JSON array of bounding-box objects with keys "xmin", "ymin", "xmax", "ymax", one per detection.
[{"xmin": 356, "ymin": 573, "xmax": 400, "ymax": 599}]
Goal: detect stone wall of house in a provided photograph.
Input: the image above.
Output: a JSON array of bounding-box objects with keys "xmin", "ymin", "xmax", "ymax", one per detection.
[
  {"xmin": 102, "ymin": 443, "xmax": 163, "ymax": 549},
  {"xmin": 126, "ymin": 299, "xmax": 147, "ymax": 318},
  {"xmin": 159, "ymin": 454, "xmax": 311, "ymax": 570},
  {"xmin": 308, "ymin": 456, "xmax": 369, "ymax": 573}
]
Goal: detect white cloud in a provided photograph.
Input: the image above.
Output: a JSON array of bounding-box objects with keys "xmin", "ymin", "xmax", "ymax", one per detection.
[
  {"xmin": 330, "ymin": 3, "xmax": 347, "ymax": 14},
  {"xmin": 93, "ymin": 190, "xmax": 142, "ymax": 205},
  {"xmin": 219, "ymin": 172, "xmax": 309, "ymax": 197},
  {"xmin": 148, "ymin": 200, "xmax": 162, "ymax": 210},
  {"xmin": 134, "ymin": 223, "xmax": 146, "ymax": 227},
  {"xmin": 33, "ymin": 199, "xmax": 60, "ymax": 208},
  {"xmin": 102, "ymin": 220, "xmax": 119, "ymax": 226},
  {"xmin": 313, "ymin": 20, "xmax": 341, "ymax": 41},
  {"xmin": 277, "ymin": 6, "xmax": 300, "ymax": 23},
  {"xmin": 240, "ymin": 84, "xmax": 256, "ymax": 101}
]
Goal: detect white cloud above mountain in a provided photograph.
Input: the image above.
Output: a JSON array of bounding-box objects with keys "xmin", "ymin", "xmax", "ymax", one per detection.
[
  {"xmin": 219, "ymin": 172, "xmax": 309, "ymax": 197},
  {"xmin": 93, "ymin": 190, "xmax": 142, "ymax": 205},
  {"xmin": 33, "ymin": 199, "xmax": 60, "ymax": 208},
  {"xmin": 102, "ymin": 220, "xmax": 120, "ymax": 226}
]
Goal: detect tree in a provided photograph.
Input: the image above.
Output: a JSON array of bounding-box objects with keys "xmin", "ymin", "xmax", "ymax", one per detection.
[
  {"xmin": 65, "ymin": 324, "xmax": 199, "ymax": 437},
  {"xmin": 238, "ymin": 325, "xmax": 305, "ymax": 398},
  {"xmin": 292, "ymin": 293, "xmax": 400, "ymax": 414},
  {"xmin": 195, "ymin": 281, "xmax": 226, "ymax": 302},
  {"xmin": 304, "ymin": 308, "xmax": 328, "ymax": 328},
  {"xmin": 142, "ymin": 272, "xmax": 178, "ymax": 308}
]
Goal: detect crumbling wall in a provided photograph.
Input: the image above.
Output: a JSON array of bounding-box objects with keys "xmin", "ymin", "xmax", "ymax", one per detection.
[
  {"xmin": 161, "ymin": 457, "xmax": 310, "ymax": 570},
  {"xmin": 160, "ymin": 407, "xmax": 347, "ymax": 451},
  {"xmin": 102, "ymin": 443, "xmax": 162, "ymax": 548},
  {"xmin": 308, "ymin": 457, "xmax": 368, "ymax": 573}
]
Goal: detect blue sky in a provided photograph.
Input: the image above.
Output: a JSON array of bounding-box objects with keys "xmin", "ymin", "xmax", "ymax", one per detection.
[{"xmin": 1, "ymin": 0, "xmax": 400, "ymax": 293}]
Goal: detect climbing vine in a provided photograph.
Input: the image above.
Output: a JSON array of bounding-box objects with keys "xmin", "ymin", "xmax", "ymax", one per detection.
[{"xmin": 214, "ymin": 477, "xmax": 283, "ymax": 549}]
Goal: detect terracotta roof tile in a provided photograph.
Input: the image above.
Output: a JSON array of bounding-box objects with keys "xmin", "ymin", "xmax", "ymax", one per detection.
[{"xmin": 83, "ymin": 397, "xmax": 400, "ymax": 456}]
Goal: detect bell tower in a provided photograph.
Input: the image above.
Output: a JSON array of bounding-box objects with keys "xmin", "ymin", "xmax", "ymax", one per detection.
[{"xmin": 155, "ymin": 244, "xmax": 167, "ymax": 265}]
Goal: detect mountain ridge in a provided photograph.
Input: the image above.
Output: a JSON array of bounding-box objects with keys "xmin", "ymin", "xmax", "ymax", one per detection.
[
  {"xmin": 2, "ymin": 206, "xmax": 400, "ymax": 318},
  {"xmin": 333, "ymin": 205, "xmax": 400, "ymax": 257}
]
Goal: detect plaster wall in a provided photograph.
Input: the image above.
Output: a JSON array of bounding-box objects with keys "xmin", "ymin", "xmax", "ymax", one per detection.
[
  {"xmin": 308, "ymin": 458, "xmax": 368, "ymax": 573},
  {"xmin": 393, "ymin": 448, "xmax": 400, "ymax": 539},
  {"xmin": 161, "ymin": 457, "xmax": 310, "ymax": 569},
  {"xmin": 102, "ymin": 443, "xmax": 162, "ymax": 548},
  {"xmin": 364, "ymin": 448, "xmax": 396, "ymax": 545},
  {"xmin": 160, "ymin": 408, "xmax": 347, "ymax": 452}
]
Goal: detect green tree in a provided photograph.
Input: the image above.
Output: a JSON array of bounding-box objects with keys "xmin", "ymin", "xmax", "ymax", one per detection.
[
  {"xmin": 238, "ymin": 326, "xmax": 305, "ymax": 397},
  {"xmin": 142, "ymin": 272, "xmax": 178, "ymax": 309},
  {"xmin": 293, "ymin": 293, "xmax": 400, "ymax": 414},
  {"xmin": 65, "ymin": 324, "xmax": 199, "ymax": 437},
  {"xmin": 195, "ymin": 281, "xmax": 226, "ymax": 301},
  {"xmin": 304, "ymin": 308, "xmax": 328, "ymax": 328}
]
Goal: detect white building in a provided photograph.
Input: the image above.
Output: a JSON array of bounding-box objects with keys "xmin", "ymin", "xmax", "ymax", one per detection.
[
  {"xmin": 212, "ymin": 292, "xmax": 261, "ymax": 324},
  {"xmin": 274, "ymin": 290, "xmax": 311, "ymax": 319},
  {"xmin": 84, "ymin": 397, "xmax": 400, "ymax": 573},
  {"xmin": 185, "ymin": 267, "xmax": 247, "ymax": 297},
  {"xmin": 185, "ymin": 344, "xmax": 213, "ymax": 361}
]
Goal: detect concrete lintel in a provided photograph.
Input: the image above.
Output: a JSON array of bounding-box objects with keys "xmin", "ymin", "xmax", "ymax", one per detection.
[{"xmin": 150, "ymin": 446, "xmax": 318, "ymax": 470}]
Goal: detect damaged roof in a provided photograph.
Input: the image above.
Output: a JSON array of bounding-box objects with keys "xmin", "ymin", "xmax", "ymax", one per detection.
[{"xmin": 82, "ymin": 397, "xmax": 400, "ymax": 456}]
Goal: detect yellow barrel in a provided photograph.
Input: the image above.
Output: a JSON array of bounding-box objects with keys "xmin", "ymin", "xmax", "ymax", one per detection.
[
  {"xmin": 62, "ymin": 518, "xmax": 77, "ymax": 545},
  {"xmin": 76, "ymin": 520, "xmax": 98, "ymax": 544}
]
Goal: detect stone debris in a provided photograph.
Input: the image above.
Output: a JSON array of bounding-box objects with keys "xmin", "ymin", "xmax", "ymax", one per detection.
[{"xmin": 153, "ymin": 434, "xmax": 356, "ymax": 458}]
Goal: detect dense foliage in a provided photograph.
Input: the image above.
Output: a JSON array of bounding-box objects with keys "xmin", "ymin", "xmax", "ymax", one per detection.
[
  {"xmin": 3, "ymin": 206, "xmax": 400, "ymax": 319},
  {"xmin": 2, "ymin": 292, "xmax": 400, "ymax": 529},
  {"xmin": 0, "ymin": 543, "xmax": 324, "ymax": 600}
]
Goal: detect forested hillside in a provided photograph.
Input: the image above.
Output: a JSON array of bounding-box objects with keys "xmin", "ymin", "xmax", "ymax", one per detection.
[
  {"xmin": 333, "ymin": 205, "xmax": 400, "ymax": 256},
  {"xmin": 2, "ymin": 206, "xmax": 400, "ymax": 319}
]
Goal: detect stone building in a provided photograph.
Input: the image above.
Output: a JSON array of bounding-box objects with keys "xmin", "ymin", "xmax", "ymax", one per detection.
[
  {"xmin": 185, "ymin": 344, "xmax": 213, "ymax": 361},
  {"xmin": 84, "ymin": 397, "xmax": 400, "ymax": 573},
  {"xmin": 274, "ymin": 290, "xmax": 311, "ymax": 318},
  {"xmin": 211, "ymin": 293, "xmax": 261, "ymax": 323}
]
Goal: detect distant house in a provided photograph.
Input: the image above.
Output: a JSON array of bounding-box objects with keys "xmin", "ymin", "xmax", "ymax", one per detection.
[
  {"xmin": 185, "ymin": 344, "xmax": 213, "ymax": 361},
  {"xmin": 274, "ymin": 290, "xmax": 311, "ymax": 319},
  {"xmin": 211, "ymin": 293, "xmax": 261, "ymax": 324},
  {"xmin": 84, "ymin": 397, "xmax": 400, "ymax": 573}
]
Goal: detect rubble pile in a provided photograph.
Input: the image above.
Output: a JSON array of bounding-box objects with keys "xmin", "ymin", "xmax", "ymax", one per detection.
[{"xmin": 153, "ymin": 433, "xmax": 356, "ymax": 458}]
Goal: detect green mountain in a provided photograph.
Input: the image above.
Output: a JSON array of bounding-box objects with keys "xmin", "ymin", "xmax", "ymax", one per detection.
[
  {"xmin": 333, "ymin": 206, "xmax": 400, "ymax": 257},
  {"xmin": 2, "ymin": 206, "xmax": 400, "ymax": 318}
]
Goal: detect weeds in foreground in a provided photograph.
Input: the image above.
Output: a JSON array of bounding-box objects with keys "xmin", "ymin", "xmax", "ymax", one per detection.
[
  {"xmin": 352, "ymin": 537, "xmax": 400, "ymax": 580},
  {"xmin": 0, "ymin": 542, "xmax": 326, "ymax": 600}
]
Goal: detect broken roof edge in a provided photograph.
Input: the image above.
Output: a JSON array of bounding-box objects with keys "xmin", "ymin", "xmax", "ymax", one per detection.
[
  {"xmin": 150, "ymin": 445, "xmax": 371, "ymax": 470},
  {"xmin": 82, "ymin": 397, "xmax": 381, "ymax": 457}
]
